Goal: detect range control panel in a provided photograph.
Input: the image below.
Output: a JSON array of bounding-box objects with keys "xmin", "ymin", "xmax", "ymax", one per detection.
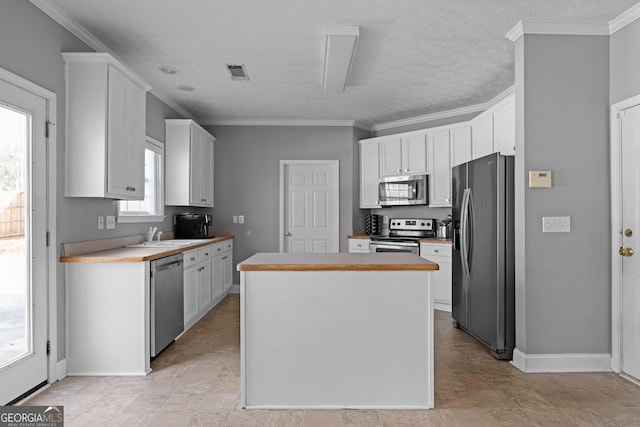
[{"xmin": 389, "ymin": 218, "xmax": 436, "ymax": 231}]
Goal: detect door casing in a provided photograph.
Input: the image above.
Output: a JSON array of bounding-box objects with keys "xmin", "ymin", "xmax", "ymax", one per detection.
[{"xmin": 610, "ymin": 94, "xmax": 640, "ymax": 375}]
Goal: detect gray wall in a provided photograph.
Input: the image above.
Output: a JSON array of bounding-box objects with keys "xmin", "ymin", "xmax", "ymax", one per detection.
[
  {"xmin": 515, "ymin": 34, "xmax": 611, "ymax": 355},
  {"xmin": 206, "ymin": 125, "xmax": 359, "ymax": 284}
]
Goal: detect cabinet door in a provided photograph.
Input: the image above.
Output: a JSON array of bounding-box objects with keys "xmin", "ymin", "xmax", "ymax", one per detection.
[
  {"xmin": 450, "ymin": 125, "xmax": 472, "ymax": 167},
  {"xmin": 431, "ymin": 256, "xmax": 452, "ymax": 308},
  {"xmin": 212, "ymin": 254, "xmax": 225, "ymax": 302},
  {"xmin": 427, "ymin": 129, "xmax": 451, "ymax": 207},
  {"xmin": 106, "ymin": 65, "xmax": 128, "ymax": 198},
  {"xmin": 380, "ymin": 137, "xmax": 403, "ymax": 177},
  {"xmin": 189, "ymin": 127, "xmax": 204, "ymax": 206},
  {"xmin": 125, "ymin": 81, "xmax": 145, "ymax": 199},
  {"xmin": 183, "ymin": 265, "xmax": 199, "ymax": 330},
  {"xmin": 198, "ymin": 250, "xmax": 213, "ymax": 312},
  {"xmin": 471, "ymin": 111, "xmax": 494, "ymax": 160},
  {"xmin": 200, "ymin": 134, "xmax": 214, "ymax": 207},
  {"xmin": 222, "ymin": 253, "xmax": 233, "ymax": 293},
  {"xmin": 493, "ymin": 95, "xmax": 515, "ymax": 156},
  {"xmin": 106, "ymin": 65, "xmax": 145, "ymax": 200},
  {"xmin": 403, "ymin": 133, "xmax": 428, "ymax": 175},
  {"xmin": 359, "ymin": 141, "xmax": 380, "ymax": 208}
]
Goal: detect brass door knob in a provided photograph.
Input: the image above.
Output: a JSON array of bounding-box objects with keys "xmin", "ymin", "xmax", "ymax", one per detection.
[
  {"xmin": 625, "ymin": 228, "xmax": 633, "ymax": 237},
  {"xmin": 619, "ymin": 247, "xmax": 634, "ymax": 257},
  {"xmin": 285, "ymin": 231, "xmax": 292, "ymax": 237}
]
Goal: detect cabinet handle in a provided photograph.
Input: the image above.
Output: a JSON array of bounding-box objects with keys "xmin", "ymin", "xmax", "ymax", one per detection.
[
  {"xmin": 397, "ymin": 169, "xmax": 401, "ymax": 173},
  {"xmin": 404, "ymin": 169, "xmax": 409, "ymax": 172},
  {"xmin": 222, "ymin": 256, "xmax": 227, "ymax": 260},
  {"xmin": 191, "ymin": 257, "xmax": 196, "ymax": 261},
  {"xmin": 434, "ymin": 249, "xmax": 439, "ymax": 253},
  {"xmin": 205, "ymin": 252, "xmax": 209, "ymax": 256}
]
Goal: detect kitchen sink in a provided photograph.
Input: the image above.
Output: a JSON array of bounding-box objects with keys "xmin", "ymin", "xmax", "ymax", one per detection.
[{"xmin": 126, "ymin": 239, "xmax": 211, "ymax": 248}]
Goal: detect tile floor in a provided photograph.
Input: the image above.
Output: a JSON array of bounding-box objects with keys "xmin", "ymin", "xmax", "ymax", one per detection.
[{"xmin": 22, "ymin": 294, "xmax": 640, "ymax": 426}]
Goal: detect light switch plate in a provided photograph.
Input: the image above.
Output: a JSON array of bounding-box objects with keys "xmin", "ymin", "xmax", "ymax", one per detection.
[
  {"xmin": 542, "ymin": 216, "xmax": 570, "ymax": 233},
  {"xmin": 238, "ymin": 215, "xmax": 245, "ymax": 224},
  {"xmin": 106, "ymin": 215, "xmax": 116, "ymax": 229},
  {"xmin": 97, "ymin": 216, "xmax": 104, "ymax": 230},
  {"xmin": 529, "ymin": 171, "xmax": 552, "ymax": 188}
]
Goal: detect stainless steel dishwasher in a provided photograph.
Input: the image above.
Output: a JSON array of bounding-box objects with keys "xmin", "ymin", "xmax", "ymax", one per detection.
[{"xmin": 150, "ymin": 253, "xmax": 184, "ymax": 357}]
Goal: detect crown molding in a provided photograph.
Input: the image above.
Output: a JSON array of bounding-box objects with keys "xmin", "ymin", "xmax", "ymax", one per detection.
[
  {"xmin": 372, "ymin": 85, "xmax": 515, "ymax": 132},
  {"xmin": 610, "ymin": 2, "xmax": 640, "ymax": 34},
  {"xmin": 29, "ymin": 0, "xmax": 193, "ymax": 120},
  {"xmin": 201, "ymin": 119, "xmax": 370, "ymax": 130},
  {"xmin": 506, "ymin": 20, "xmax": 610, "ymax": 42}
]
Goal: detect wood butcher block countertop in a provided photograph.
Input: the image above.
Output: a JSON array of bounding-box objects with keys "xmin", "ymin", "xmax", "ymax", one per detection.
[
  {"xmin": 237, "ymin": 252, "xmax": 439, "ymax": 272},
  {"xmin": 60, "ymin": 235, "xmax": 234, "ymax": 263}
]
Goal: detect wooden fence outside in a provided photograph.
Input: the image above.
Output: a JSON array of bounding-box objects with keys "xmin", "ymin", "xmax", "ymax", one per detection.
[{"xmin": 0, "ymin": 192, "xmax": 25, "ymax": 238}]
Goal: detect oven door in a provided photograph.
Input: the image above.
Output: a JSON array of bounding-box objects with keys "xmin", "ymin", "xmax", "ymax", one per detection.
[{"xmin": 370, "ymin": 241, "xmax": 420, "ymax": 255}]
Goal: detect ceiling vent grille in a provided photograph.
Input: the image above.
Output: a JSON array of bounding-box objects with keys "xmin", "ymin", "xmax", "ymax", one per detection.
[{"xmin": 226, "ymin": 64, "xmax": 249, "ymax": 81}]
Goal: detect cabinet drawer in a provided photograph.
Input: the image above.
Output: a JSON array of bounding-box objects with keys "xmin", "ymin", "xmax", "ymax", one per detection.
[
  {"xmin": 183, "ymin": 249, "xmax": 199, "ymax": 268},
  {"xmin": 211, "ymin": 242, "xmax": 224, "ymax": 256},
  {"xmin": 420, "ymin": 243, "xmax": 452, "ymax": 257},
  {"xmin": 199, "ymin": 246, "xmax": 214, "ymax": 261},
  {"xmin": 348, "ymin": 239, "xmax": 370, "ymax": 252},
  {"xmin": 223, "ymin": 240, "xmax": 233, "ymax": 253}
]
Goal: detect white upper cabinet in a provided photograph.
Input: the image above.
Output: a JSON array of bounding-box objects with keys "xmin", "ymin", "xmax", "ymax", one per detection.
[
  {"xmin": 63, "ymin": 53, "xmax": 149, "ymax": 199},
  {"xmin": 471, "ymin": 110, "xmax": 494, "ymax": 160},
  {"xmin": 449, "ymin": 125, "xmax": 472, "ymax": 167},
  {"xmin": 359, "ymin": 139, "xmax": 381, "ymax": 208},
  {"xmin": 471, "ymin": 91, "xmax": 515, "ymax": 159},
  {"xmin": 492, "ymin": 94, "xmax": 516, "ymax": 156},
  {"xmin": 427, "ymin": 128, "xmax": 452, "ymax": 207},
  {"xmin": 165, "ymin": 119, "xmax": 215, "ymax": 207},
  {"xmin": 380, "ymin": 133, "xmax": 427, "ymax": 177}
]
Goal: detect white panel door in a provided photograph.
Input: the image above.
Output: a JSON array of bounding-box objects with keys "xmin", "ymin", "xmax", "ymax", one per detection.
[
  {"xmin": 620, "ymin": 104, "xmax": 640, "ymax": 381},
  {"xmin": 0, "ymin": 78, "xmax": 48, "ymax": 404},
  {"xmin": 281, "ymin": 161, "xmax": 339, "ymax": 253}
]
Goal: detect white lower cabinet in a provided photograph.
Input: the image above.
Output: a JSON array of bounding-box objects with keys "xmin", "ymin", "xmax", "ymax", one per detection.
[
  {"xmin": 348, "ymin": 238, "xmax": 370, "ymax": 253},
  {"xmin": 183, "ymin": 238, "xmax": 234, "ymax": 332},
  {"xmin": 420, "ymin": 243, "xmax": 452, "ymax": 312}
]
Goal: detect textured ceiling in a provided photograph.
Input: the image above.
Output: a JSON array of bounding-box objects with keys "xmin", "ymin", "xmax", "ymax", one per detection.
[{"xmin": 36, "ymin": 0, "xmax": 638, "ymax": 126}]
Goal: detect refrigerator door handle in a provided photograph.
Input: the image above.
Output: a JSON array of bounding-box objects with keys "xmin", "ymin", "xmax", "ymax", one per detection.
[
  {"xmin": 467, "ymin": 189, "xmax": 475, "ymax": 274},
  {"xmin": 460, "ymin": 188, "xmax": 471, "ymax": 277}
]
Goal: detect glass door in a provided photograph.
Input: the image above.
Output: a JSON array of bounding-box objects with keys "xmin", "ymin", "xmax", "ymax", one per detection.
[{"xmin": 0, "ymin": 77, "xmax": 48, "ymax": 405}]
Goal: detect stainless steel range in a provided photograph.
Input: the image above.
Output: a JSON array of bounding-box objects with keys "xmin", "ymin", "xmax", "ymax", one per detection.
[{"xmin": 370, "ymin": 218, "xmax": 437, "ymax": 255}]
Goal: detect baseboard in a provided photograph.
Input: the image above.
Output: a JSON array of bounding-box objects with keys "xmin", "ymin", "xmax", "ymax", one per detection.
[
  {"xmin": 511, "ymin": 349, "xmax": 611, "ymax": 373},
  {"xmin": 230, "ymin": 284, "xmax": 240, "ymax": 294},
  {"xmin": 433, "ymin": 302, "xmax": 451, "ymax": 312},
  {"xmin": 55, "ymin": 358, "xmax": 67, "ymax": 381}
]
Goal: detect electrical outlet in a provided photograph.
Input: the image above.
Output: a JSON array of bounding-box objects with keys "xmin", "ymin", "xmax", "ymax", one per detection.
[
  {"xmin": 238, "ymin": 215, "xmax": 245, "ymax": 224},
  {"xmin": 233, "ymin": 216, "xmax": 238, "ymax": 224},
  {"xmin": 542, "ymin": 216, "xmax": 570, "ymax": 233},
  {"xmin": 106, "ymin": 215, "xmax": 116, "ymax": 229},
  {"xmin": 98, "ymin": 216, "xmax": 104, "ymax": 230}
]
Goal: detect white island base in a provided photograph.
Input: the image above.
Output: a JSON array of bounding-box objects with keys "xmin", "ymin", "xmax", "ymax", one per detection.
[{"xmin": 238, "ymin": 253, "xmax": 436, "ymax": 409}]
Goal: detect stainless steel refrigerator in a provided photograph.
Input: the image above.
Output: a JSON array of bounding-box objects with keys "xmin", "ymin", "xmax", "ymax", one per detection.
[{"xmin": 452, "ymin": 153, "xmax": 515, "ymax": 360}]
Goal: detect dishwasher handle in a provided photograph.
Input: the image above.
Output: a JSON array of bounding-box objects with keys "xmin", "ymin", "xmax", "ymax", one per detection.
[{"xmin": 155, "ymin": 259, "xmax": 183, "ymax": 272}]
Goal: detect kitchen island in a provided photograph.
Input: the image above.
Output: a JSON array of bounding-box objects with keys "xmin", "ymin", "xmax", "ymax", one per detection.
[{"xmin": 237, "ymin": 252, "xmax": 438, "ymax": 409}]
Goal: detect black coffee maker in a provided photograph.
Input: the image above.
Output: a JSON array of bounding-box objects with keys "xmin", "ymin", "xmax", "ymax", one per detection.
[{"xmin": 174, "ymin": 213, "xmax": 212, "ymax": 238}]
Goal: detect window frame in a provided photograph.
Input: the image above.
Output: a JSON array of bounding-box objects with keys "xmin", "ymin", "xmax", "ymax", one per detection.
[{"xmin": 117, "ymin": 135, "xmax": 165, "ymax": 223}]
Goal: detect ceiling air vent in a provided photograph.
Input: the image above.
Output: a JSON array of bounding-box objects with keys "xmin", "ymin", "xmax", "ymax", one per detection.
[{"xmin": 226, "ymin": 64, "xmax": 249, "ymax": 81}]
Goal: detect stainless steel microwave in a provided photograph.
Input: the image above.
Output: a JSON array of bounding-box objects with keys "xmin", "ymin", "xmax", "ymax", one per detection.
[{"xmin": 378, "ymin": 174, "xmax": 428, "ymax": 206}]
